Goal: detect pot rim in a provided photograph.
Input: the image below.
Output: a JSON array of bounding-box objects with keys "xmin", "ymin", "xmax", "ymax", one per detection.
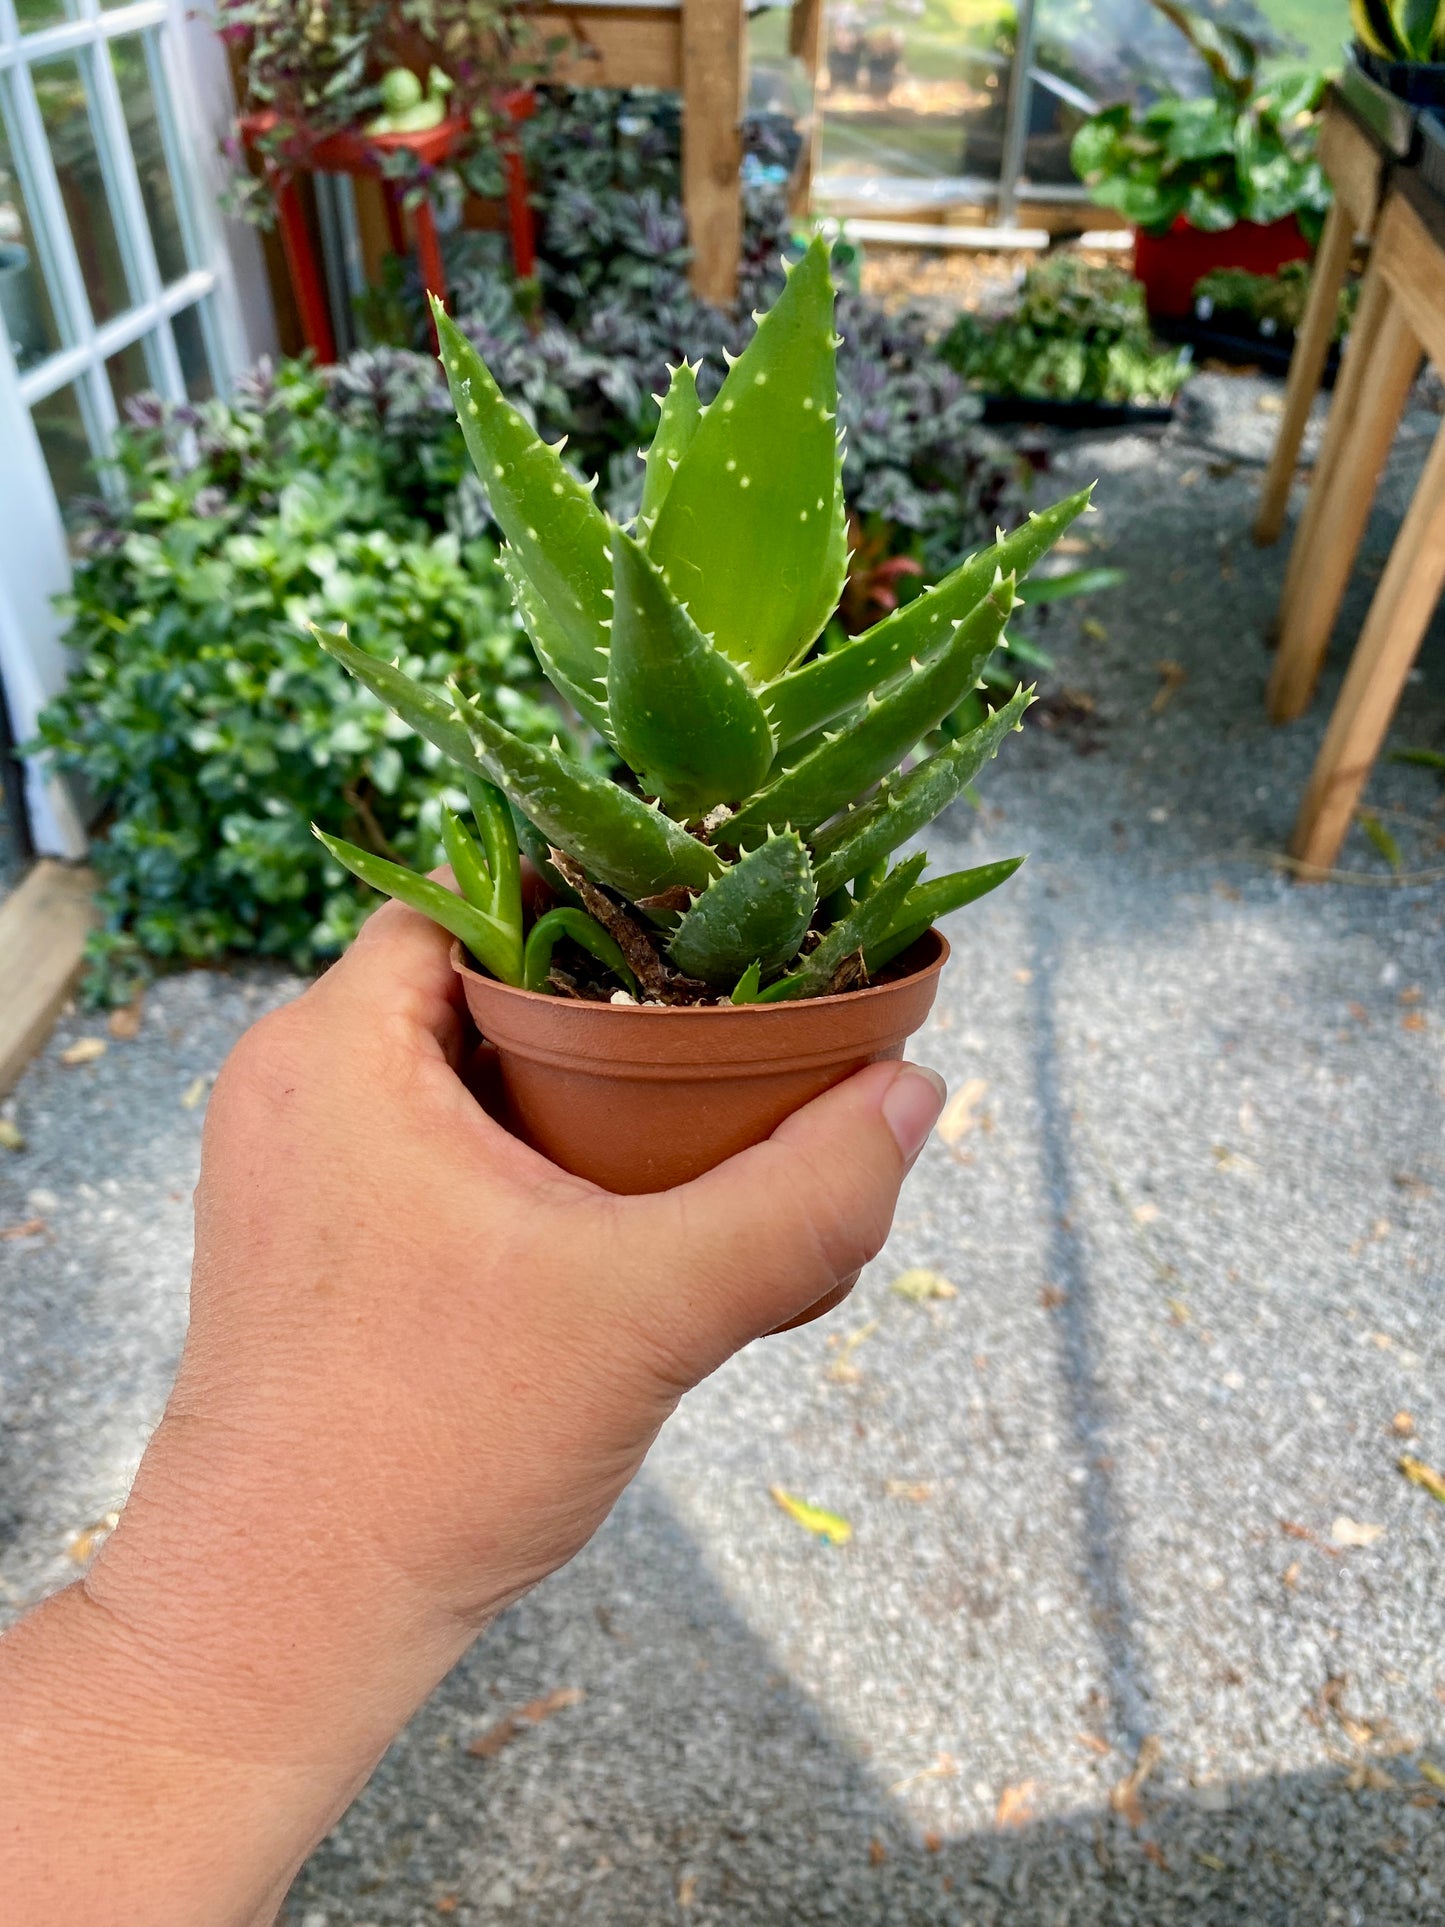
[{"xmin": 450, "ymin": 926, "xmax": 949, "ymax": 1019}]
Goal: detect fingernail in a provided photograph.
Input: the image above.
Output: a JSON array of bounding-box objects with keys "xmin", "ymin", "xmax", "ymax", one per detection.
[{"xmin": 881, "ymin": 1063, "xmax": 947, "ymax": 1164}]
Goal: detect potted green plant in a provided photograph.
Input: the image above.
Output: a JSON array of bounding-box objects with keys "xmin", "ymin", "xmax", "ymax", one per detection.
[
  {"xmin": 1070, "ymin": 0, "xmax": 1328, "ymax": 320},
  {"xmin": 314, "ymin": 240, "xmax": 1090, "ymax": 1192},
  {"xmin": 1350, "ymin": 1, "xmax": 1445, "ymax": 109}
]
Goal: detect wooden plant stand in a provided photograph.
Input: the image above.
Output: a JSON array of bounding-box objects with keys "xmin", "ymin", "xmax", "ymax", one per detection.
[
  {"xmin": 1267, "ymin": 174, "xmax": 1445, "ymax": 874},
  {"xmin": 1254, "ymin": 89, "xmax": 1390, "ymax": 549},
  {"xmin": 241, "ymin": 98, "xmax": 537, "ymax": 363}
]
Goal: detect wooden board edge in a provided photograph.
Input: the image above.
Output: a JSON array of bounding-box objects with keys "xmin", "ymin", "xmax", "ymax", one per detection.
[{"xmin": 0, "ymin": 861, "xmax": 98, "ymax": 1102}]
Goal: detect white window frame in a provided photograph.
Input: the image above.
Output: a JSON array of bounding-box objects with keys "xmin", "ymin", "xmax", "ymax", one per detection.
[{"xmin": 0, "ymin": 0, "xmax": 274, "ymax": 856}]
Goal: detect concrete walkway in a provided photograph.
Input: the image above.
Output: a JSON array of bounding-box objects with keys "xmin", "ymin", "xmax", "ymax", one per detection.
[{"xmin": 2, "ymin": 376, "xmax": 1443, "ymax": 1925}]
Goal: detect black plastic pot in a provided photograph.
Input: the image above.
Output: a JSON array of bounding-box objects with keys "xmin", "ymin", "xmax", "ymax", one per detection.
[
  {"xmin": 1356, "ymin": 42, "xmax": 1445, "ymax": 109},
  {"xmin": 977, "ymin": 394, "xmax": 1175, "ymax": 429},
  {"xmin": 1153, "ymin": 314, "xmax": 1342, "ymax": 387}
]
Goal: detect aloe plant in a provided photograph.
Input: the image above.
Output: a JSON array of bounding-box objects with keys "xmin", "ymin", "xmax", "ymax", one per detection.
[
  {"xmin": 315, "ymin": 238, "xmax": 1093, "ymax": 1005},
  {"xmin": 1352, "ymin": 0, "xmax": 1445, "ymax": 62}
]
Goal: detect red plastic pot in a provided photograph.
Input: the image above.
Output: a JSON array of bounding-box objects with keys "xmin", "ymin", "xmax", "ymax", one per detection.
[
  {"xmin": 1133, "ymin": 215, "xmax": 1312, "ymax": 321},
  {"xmin": 452, "ymin": 931, "xmax": 949, "ymax": 1195}
]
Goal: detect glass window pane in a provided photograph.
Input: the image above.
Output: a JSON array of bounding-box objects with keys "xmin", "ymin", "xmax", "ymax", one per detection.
[
  {"xmin": 33, "ymin": 55, "xmax": 132, "ymax": 324},
  {"xmin": 171, "ymin": 301, "xmax": 215, "ymax": 403},
  {"xmin": 0, "ymin": 105, "xmax": 63, "ymax": 372},
  {"xmin": 815, "ymin": 2, "xmax": 1020, "ymax": 210},
  {"xmin": 31, "ymin": 380, "xmax": 94, "ymax": 505},
  {"xmin": 111, "ymin": 35, "xmax": 189, "ymax": 284},
  {"xmin": 106, "ymin": 335, "xmax": 153, "ymax": 416},
  {"xmin": 14, "ymin": 1, "xmax": 81, "ymax": 33}
]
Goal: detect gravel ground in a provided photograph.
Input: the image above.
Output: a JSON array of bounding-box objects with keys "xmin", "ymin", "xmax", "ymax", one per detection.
[{"xmin": 3, "ymin": 374, "xmax": 1444, "ymax": 1924}]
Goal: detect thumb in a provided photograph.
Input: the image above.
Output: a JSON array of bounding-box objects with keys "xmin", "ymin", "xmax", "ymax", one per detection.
[{"xmin": 628, "ymin": 1059, "xmax": 946, "ymax": 1379}]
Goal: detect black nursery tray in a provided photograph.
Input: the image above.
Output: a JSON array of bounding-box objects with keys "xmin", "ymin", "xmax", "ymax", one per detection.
[
  {"xmin": 1152, "ymin": 315, "xmax": 1341, "ymax": 387},
  {"xmin": 978, "ymin": 394, "xmax": 1176, "ymax": 429}
]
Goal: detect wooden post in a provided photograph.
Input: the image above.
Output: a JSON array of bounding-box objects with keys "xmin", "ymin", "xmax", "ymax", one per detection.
[
  {"xmin": 1265, "ymin": 255, "xmax": 1419, "ymax": 724},
  {"xmin": 1288, "ymin": 414, "xmax": 1445, "ymax": 873},
  {"xmin": 789, "ymin": 0, "xmax": 826, "ymax": 218},
  {"xmin": 1253, "ymin": 198, "xmax": 1355, "ymax": 547},
  {"xmin": 682, "ymin": 0, "xmax": 745, "ymax": 306}
]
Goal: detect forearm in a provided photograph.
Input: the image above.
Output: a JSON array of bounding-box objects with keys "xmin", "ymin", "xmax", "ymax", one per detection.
[{"xmin": 0, "ymin": 1418, "xmax": 474, "ymax": 1926}]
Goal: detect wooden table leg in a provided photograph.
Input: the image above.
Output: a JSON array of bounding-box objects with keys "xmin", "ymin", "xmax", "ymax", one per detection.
[
  {"xmin": 1254, "ymin": 198, "xmax": 1356, "ymax": 548},
  {"xmin": 682, "ymin": 0, "xmax": 745, "ymax": 305},
  {"xmin": 1288, "ymin": 415, "xmax": 1445, "ymax": 875},
  {"xmin": 273, "ymin": 172, "xmax": 335, "ymax": 364},
  {"xmin": 412, "ymin": 198, "xmax": 447, "ymax": 345},
  {"xmin": 1266, "ymin": 276, "xmax": 1420, "ymax": 724}
]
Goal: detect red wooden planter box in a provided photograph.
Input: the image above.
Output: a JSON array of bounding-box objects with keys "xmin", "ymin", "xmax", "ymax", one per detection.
[{"xmin": 1133, "ymin": 215, "xmax": 1312, "ymax": 321}]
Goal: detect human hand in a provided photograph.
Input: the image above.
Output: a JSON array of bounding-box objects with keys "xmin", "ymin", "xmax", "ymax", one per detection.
[{"xmin": 83, "ymin": 894, "xmax": 945, "ymax": 1766}]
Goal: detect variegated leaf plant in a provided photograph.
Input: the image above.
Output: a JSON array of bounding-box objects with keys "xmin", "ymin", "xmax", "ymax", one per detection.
[{"xmin": 315, "ymin": 238, "xmax": 1093, "ymax": 1004}]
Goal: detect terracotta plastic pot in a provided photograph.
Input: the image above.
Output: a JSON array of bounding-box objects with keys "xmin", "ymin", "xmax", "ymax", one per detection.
[
  {"xmin": 452, "ymin": 931, "xmax": 949, "ymax": 1194},
  {"xmin": 1133, "ymin": 215, "xmax": 1311, "ymax": 321}
]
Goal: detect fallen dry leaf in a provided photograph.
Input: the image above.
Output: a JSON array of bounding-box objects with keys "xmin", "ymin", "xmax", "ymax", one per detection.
[
  {"xmin": 107, "ymin": 999, "xmax": 144, "ymax": 1041},
  {"xmin": 1132, "ymin": 1202, "xmax": 1159, "ymax": 1225},
  {"xmin": 59, "ymin": 1036, "xmax": 106, "ymax": 1067},
  {"xmin": 937, "ymin": 1079, "xmax": 988, "ymax": 1147},
  {"xmin": 891, "ymin": 1267, "xmax": 957, "ymax": 1302},
  {"xmin": 1075, "ymin": 1731, "xmax": 1112, "ymax": 1757},
  {"xmin": 0, "ymin": 1119, "xmax": 24, "ymax": 1153},
  {"xmin": 888, "ymin": 1751, "xmax": 956, "ymax": 1794},
  {"xmin": 677, "ymin": 1872, "xmax": 697, "ymax": 1907},
  {"xmin": 923, "ymin": 1830, "xmax": 943, "ymax": 1853},
  {"xmin": 1039, "ymin": 1285, "xmax": 1067, "ymax": 1310},
  {"xmin": 1109, "ymin": 1735, "xmax": 1162, "ymax": 1829},
  {"xmin": 1331, "ymin": 1516, "xmax": 1386, "ymax": 1548},
  {"xmin": 1399, "ymin": 985, "xmax": 1423, "ymax": 1005},
  {"xmin": 1150, "ymin": 661, "xmax": 1187, "ymax": 716},
  {"xmin": 66, "ymin": 1511, "xmax": 120, "ymax": 1563},
  {"xmin": 1401, "ymin": 1011, "xmax": 1428, "ymax": 1033},
  {"xmin": 1081, "ymin": 617, "xmax": 1108, "ymax": 642},
  {"xmin": 180, "ymin": 1076, "xmax": 209, "ymax": 1111},
  {"xmin": 769, "ymin": 1486, "xmax": 852, "ymax": 1545},
  {"xmin": 1420, "ymin": 1762, "xmax": 1445, "ymax": 1791},
  {"xmin": 1282, "ymin": 1560, "xmax": 1301, "ymax": 1589},
  {"xmin": 1392, "ymin": 1411, "xmax": 1416, "ymax": 1437},
  {"xmin": 995, "ymin": 1781, "xmax": 1038, "ymax": 1829},
  {"xmin": 466, "ymin": 1685, "xmax": 584, "ymax": 1758},
  {"xmin": 1196, "ymin": 1850, "xmax": 1227, "ymax": 1872},
  {"xmin": 884, "ymin": 1479, "xmax": 933, "ymax": 1503},
  {"xmin": 435, "ymin": 1898, "xmax": 458, "ymax": 1916},
  {"xmin": 1399, "ymin": 1455, "xmax": 1445, "ymax": 1504},
  {"xmin": 1141, "ymin": 1841, "xmax": 1170, "ymax": 1871},
  {"xmin": 1345, "ymin": 1760, "xmax": 1397, "ymax": 1792},
  {"xmin": 867, "ymin": 1839, "xmax": 888, "ymax": 1866},
  {"xmin": 1287, "ymin": 1518, "xmax": 1340, "ymax": 1549},
  {"xmin": 826, "ymin": 1319, "xmax": 879, "ymax": 1384},
  {"xmin": 1, "ymin": 1217, "xmax": 47, "ymax": 1241}
]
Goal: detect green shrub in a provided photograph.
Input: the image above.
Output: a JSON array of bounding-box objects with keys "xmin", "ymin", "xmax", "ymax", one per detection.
[
  {"xmin": 33, "ymin": 362, "xmax": 554, "ymax": 1003},
  {"xmin": 939, "ymin": 255, "xmax": 1190, "ymax": 407}
]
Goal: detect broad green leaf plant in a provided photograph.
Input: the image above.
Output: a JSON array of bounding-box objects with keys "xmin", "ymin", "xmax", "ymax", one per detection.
[
  {"xmin": 1070, "ymin": 0, "xmax": 1329, "ymax": 238},
  {"xmin": 317, "ymin": 240, "xmax": 1091, "ymax": 1005},
  {"xmin": 1352, "ymin": 0, "xmax": 1445, "ymax": 61}
]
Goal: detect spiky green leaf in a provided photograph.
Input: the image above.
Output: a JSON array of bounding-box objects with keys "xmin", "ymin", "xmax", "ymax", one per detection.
[
  {"xmin": 668, "ymin": 832, "xmax": 816, "ymax": 986},
  {"xmin": 466, "ymin": 774, "xmax": 521, "ymax": 937},
  {"xmin": 648, "ymin": 237, "xmax": 843, "ymax": 680},
  {"xmin": 730, "ymin": 960, "xmax": 763, "ymax": 1004},
  {"xmin": 638, "ymin": 360, "xmax": 703, "ymax": 542},
  {"xmin": 763, "ymin": 486, "xmax": 1092, "ymax": 747},
  {"xmin": 607, "ymin": 529, "xmax": 775, "ymax": 814},
  {"xmin": 864, "ymin": 857, "xmax": 1025, "ymax": 974},
  {"xmin": 441, "ymin": 806, "xmax": 494, "ymax": 913},
  {"xmin": 758, "ymin": 854, "xmax": 926, "ymax": 1003},
  {"xmin": 811, "ymin": 685, "xmax": 1032, "ymax": 895},
  {"xmin": 727, "ymin": 578, "xmax": 1015, "ymax": 850},
  {"xmin": 448, "ymin": 688, "xmax": 722, "ymax": 900},
  {"xmin": 313, "ymin": 827, "xmax": 523, "ymax": 985},
  {"xmin": 498, "ymin": 547, "xmax": 612, "ymax": 740},
  {"xmin": 314, "ymin": 625, "xmax": 483, "ymax": 772},
  {"xmin": 523, "ymin": 908, "xmax": 639, "ymax": 996},
  {"xmin": 432, "ymin": 299, "xmax": 611, "ymax": 716}
]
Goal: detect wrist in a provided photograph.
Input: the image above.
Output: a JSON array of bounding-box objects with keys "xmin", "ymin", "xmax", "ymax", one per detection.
[{"xmin": 82, "ymin": 1407, "xmax": 481, "ymax": 1770}]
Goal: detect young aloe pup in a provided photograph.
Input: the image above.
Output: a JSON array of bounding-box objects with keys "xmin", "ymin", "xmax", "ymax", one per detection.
[{"xmin": 315, "ymin": 237, "xmax": 1092, "ymax": 1014}]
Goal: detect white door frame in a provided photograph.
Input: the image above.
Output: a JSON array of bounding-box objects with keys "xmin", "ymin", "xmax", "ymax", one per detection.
[{"xmin": 0, "ymin": 0, "xmax": 274, "ymax": 857}]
